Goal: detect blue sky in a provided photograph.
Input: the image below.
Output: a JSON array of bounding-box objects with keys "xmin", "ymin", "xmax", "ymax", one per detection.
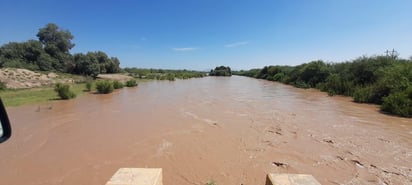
[{"xmin": 1, "ymin": 0, "xmax": 411, "ymax": 70}]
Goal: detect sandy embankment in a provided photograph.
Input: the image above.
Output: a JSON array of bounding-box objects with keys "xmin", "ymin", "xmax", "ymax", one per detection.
[
  {"xmin": 96, "ymin": 74, "xmax": 133, "ymax": 82},
  {"xmin": 0, "ymin": 68, "xmax": 73, "ymax": 89},
  {"xmin": 0, "ymin": 68, "xmax": 133, "ymax": 89}
]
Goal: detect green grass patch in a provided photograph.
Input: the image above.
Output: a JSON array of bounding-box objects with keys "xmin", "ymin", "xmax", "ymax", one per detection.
[
  {"xmin": 0, "ymin": 83, "xmax": 86, "ymax": 107},
  {"xmin": 0, "ymin": 78, "xmax": 148, "ymax": 107}
]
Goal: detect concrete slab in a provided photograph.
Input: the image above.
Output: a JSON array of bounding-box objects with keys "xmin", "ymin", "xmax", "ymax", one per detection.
[
  {"xmin": 106, "ymin": 168, "xmax": 163, "ymax": 185},
  {"xmin": 266, "ymin": 173, "xmax": 321, "ymax": 185}
]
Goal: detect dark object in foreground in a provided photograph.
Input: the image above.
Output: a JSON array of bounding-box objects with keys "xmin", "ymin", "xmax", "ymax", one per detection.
[{"xmin": 0, "ymin": 98, "xmax": 11, "ymax": 143}]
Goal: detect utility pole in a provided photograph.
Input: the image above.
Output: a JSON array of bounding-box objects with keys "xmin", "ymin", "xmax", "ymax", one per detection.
[{"xmin": 385, "ymin": 49, "xmax": 399, "ymax": 59}]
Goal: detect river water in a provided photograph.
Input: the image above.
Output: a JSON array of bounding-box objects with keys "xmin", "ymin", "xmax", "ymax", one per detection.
[{"xmin": 0, "ymin": 76, "xmax": 411, "ymax": 185}]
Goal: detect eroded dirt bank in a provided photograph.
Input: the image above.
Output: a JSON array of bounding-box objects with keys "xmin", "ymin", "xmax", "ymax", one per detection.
[{"xmin": 0, "ymin": 76, "xmax": 411, "ymax": 185}]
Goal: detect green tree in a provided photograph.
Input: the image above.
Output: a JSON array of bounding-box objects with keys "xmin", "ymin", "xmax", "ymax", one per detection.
[
  {"xmin": 0, "ymin": 41, "xmax": 33, "ymax": 69},
  {"xmin": 73, "ymin": 53, "xmax": 100, "ymax": 77},
  {"xmin": 37, "ymin": 23, "xmax": 74, "ymax": 55},
  {"xmin": 298, "ymin": 60, "xmax": 330, "ymax": 87},
  {"xmin": 0, "ymin": 23, "xmax": 122, "ymax": 76},
  {"xmin": 0, "ymin": 40, "xmax": 56, "ymax": 71},
  {"xmin": 73, "ymin": 51, "xmax": 121, "ymax": 77},
  {"xmin": 106, "ymin": 57, "xmax": 121, "ymax": 73},
  {"xmin": 37, "ymin": 23, "xmax": 75, "ymax": 72},
  {"xmin": 210, "ymin": 66, "xmax": 232, "ymax": 76}
]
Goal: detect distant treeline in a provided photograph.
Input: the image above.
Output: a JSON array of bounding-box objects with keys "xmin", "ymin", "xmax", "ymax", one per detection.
[
  {"xmin": 0, "ymin": 23, "xmax": 121, "ymax": 77},
  {"xmin": 234, "ymin": 55, "xmax": 412, "ymax": 117},
  {"xmin": 209, "ymin": 66, "xmax": 232, "ymax": 76},
  {"xmin": 124, "ymin": 67, "xmax": 205, "ymax": 81}
]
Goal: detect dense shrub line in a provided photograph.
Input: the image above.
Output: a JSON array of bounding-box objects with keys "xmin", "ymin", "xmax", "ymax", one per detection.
[
  {"xmin": 95, "ymin": 80, "xmax": 138, "ymax": 94},
  {"xmin": 124, "ymin": 68, "xmax": 205, "ymax": 80},
  {"xmin": 235, "ymin": 55, "xmax": 412, "ymax": 117}
]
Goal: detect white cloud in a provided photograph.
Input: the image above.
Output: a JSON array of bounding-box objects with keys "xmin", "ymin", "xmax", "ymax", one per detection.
[
  {"xmin": 173, "ymin": 47, "xmax": 198, "ymax": 51},
  {"xmin": 225, "ymin": 41, "xmax": 249, "ymax": 48}
]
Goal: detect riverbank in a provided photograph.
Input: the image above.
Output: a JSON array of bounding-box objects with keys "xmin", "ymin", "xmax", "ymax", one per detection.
[
  {"xmin": 0, "ymin": 78, "xmax": 150, "ymax": 107},
  {"xmin": 234, "ymin": 56, "xmax": 412, "ymax": 117},
  {"xmin": 0, "ymin": 67, "xmax": 207, "ymax": 107},
  {"xmin": 0, "ymin": 68, "xmax": 146, "ymax": 107}
]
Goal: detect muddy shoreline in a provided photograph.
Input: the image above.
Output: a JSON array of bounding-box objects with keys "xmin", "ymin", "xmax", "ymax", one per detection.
[{"xmin": 0, "ymin": 76, "xmax": 411, "ymax": 185}]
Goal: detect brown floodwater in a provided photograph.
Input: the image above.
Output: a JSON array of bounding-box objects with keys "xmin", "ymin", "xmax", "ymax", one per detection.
[{"xmin": 0, "ymin": 76, "xmax": 411, "ymax": 185}]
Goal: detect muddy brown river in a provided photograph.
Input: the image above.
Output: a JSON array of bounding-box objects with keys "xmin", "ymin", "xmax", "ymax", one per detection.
[{"xmin": 0, "ymin": 76, "xmax": 411, "ymax": 185}]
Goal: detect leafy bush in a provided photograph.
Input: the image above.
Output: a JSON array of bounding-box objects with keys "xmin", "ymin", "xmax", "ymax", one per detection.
[
  {"xmin": 125, "ymin": 79, "xmax": 138, "ymax": 87},
  {"xmin": 273, "ymin": 73, "xmax": 285, "ymax": 82},
  {"xmin": 266, "ymin": 75, "xmax": 275, "ymax": 81},
  {"xmin": 113, "ymin": 80, "xmax": 124, "ymax": 89},
  {"xmin": 353, "ymin": 86, "xmax": 375, "ymax": 103},
  {"xmin": 85, "ymin": 81, "xmax": 93, "ymax": 91},
  {"xmin": 166, "ymin": 73, "xmax": 175, "ymax": 81},
  {"xmin": 205, "ymin": 181, "xmax": 216, "ymax": 185},
  {"xmin": 298, "ymin": 60, "xmax": 330, "ymax": 87},
  {"xmin": 54, "ymin": 83, "xmax": 76, "ymax": 99},
  {"xmin": 95, "ymin": 80, "xmax": 114, "ymax": 94},
  {"xmin": 293, "ymin": 81, "xmax": 310, "ymax": 89},
  {"xmin": 381, "ymin": 87, "xmax": 412, "ymax": 117},
  {"xmin": 321, "ymin": 74, "xmax": 355, "ymax": 96},
  {"xmin": 0, "ymin": 81, "xmax": 6, "ymax": 90},
  {"xmin": 353, "ymin": 83, "xmax": 392, "ymax": 104}
]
